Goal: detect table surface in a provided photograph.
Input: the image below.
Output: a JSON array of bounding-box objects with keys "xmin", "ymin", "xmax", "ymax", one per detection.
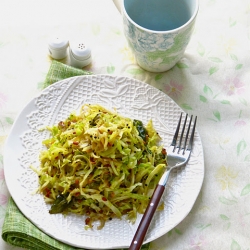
[{"xmin": 1, "ymin": 0, "xmax": 250, "ymax": 249}]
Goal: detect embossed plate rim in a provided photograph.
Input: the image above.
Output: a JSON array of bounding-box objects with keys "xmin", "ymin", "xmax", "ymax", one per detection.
[{"xmin": 4, "ymin": 75, "xmax": 204, "ymax": 249}]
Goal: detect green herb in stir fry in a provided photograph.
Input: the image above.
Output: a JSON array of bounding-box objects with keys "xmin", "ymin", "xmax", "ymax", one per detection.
[{"xmin": 32, "ymin": 104, "xmax": 167, "ymax": 229}]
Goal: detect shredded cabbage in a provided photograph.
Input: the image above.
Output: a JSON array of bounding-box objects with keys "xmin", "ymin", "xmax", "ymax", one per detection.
[{"xmin": 32, "ymin": 104, "xmax": 167, "ymax": 229}]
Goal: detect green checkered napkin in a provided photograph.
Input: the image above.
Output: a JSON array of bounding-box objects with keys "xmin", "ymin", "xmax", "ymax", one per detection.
[{"xmin": 2, "ymin": 60, "xmax": 151, "ymax": 250}]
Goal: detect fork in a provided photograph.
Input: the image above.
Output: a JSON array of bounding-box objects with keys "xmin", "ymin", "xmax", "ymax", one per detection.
[{"xmin": 129, "ymin": 113, "xmax": 197, "ymax": 250}]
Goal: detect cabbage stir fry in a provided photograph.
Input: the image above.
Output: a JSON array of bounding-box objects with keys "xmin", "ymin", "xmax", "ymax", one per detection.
[{"xmin": 32, "ymin": 104, "xmax": 167, "ymax": 229}]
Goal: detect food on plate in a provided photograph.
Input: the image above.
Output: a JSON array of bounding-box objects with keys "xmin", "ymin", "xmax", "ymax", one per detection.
[{"xmin": 32, "ymin": 104, "xmax": 167, "ymax": 229}]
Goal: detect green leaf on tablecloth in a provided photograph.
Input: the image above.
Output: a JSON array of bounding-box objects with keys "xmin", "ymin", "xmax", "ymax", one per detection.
[
  {"xmin": 111, "ymin": 27, "xmax": 122, "ymax": 35},
  {"xmin": 174, "ymin": 228, "xmax": 182, "ymax": 235},
  {"xmin": 231, "ymin": 239, "xmax": 241, "ymax": 250},
  {"xmin": 244, "ymin": 154, "xmax": 250, "ymax": 161},
  {"xmin": 5, "ymin": 117, "xmax": 13, "ymax": 125},
  {"xmin": 176, "ymin": 62, "xmax": 188, "ymax": 68},
  {"xmin": 219, "ymin": 196, "xmax": 237, "ymax": 205},
  {"xmin": 195, "ymin": 223, "xmax": 204, "ymax": 229},
  {"xmin": 195, "ymin": 223, "xmax": 211, "ymax": 230},
  {"xmin": 126, "ymin": 68, "xmax": 144, "ymax": 75},
  {"xmin": 203, "ymin": 85, "xmax": 213, "ymax": 95},
  {"xmin": 208, "ymin": 57, "xmax": 222, "ymax": 63},
  {"xmin": 221, "ymin": 100, "xmax": 231, "ymax": 105},
  {"xmin": 213, "ymin": 110, "xmax": 221, "ymax": 121},
  {"xmin": 230, "ymin": 54, "xmax": 238, "ymax": 61},
  {"xmin": 155, "ymin": 74, "xmax": 163, "ymax": 81},
  {"xmin": 166, "ymin": 228, "xmax": 182, "ymax": 237},
  {"xmin": 229, "ymin": 18, "xmax": 237, "ymax": 27},
  {"xmin": 167, "ymin": 230, "xmax": 173, "ymax": 237},
  {"xmin": 238, "ymin": 97, "xmax": 247, "ymax": 106},
  {"xmin": 200, "ymin": 95, "xmax": 207, "ymax": 103},
  {"xmin": 107, "ymin": 65, "xmax": 115, "ymax": 74},
  {"xmin": 197, "ymin": 42, "xmax": 205, "ymax": 56},
  {"xmin": 240, "ymin": 184, "xmax": 250, "ymax": 196},
  {"xmin": 180, "ymin": 103, "xmax": 192, "ymax": 110},
  {"xmin": 237, "ymin": 139, "xmax": 247, "ymax": 156},
  {"xmin": 0, "ymin": 41, "xmax": 7, "ymax": 48},
  {"xmin": 209, "ymin": 67, "xmax": 219, "ymax": 75},
  {"xmin": 223, "ymin": 222, "xmax": 231, "ymax": 231},
  {"xmin": 205, "ymin": 224, "xmax": 212, "ymax": 230},
  {"xmin": 220, "ymin": 214, "xmax": 230, "ymax": 220},
  {"xmin": 235, "ymin": 64, "xmax": 243, "ymax": 70}
]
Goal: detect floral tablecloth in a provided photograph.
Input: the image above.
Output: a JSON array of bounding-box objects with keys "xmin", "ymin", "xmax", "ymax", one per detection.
[{"xmin": 0, "ymin": 0, "xmax": 250, "ymax": 249}]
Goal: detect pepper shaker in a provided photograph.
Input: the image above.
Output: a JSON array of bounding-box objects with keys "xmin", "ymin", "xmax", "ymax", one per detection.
[
  {"xmin": 69, "ymin": 41, "xmax": 92, "ymax": 68},
  {"xmin": 48, "ymin": 36, "xmax": 69, "ymax": 60}
]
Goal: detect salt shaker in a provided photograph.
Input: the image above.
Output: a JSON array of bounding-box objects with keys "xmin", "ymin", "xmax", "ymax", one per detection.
[
  {"xmin": 69, "ymin": 41, "xmax": 92, "ymax": 68},
  {"xmin": 48, "ymin": 36, "xmax": 69, "ymax": 60}
]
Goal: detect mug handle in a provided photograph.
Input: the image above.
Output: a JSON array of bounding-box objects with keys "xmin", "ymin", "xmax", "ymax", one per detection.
[{"xmin": 112, "ymin": 0, "xmax": 122, "ymax": 13}]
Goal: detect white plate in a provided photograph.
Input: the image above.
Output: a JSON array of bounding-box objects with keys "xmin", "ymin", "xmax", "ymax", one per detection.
[{"xmin": 4, "ymin": 75, "xmax": 204, "ymax": 249}]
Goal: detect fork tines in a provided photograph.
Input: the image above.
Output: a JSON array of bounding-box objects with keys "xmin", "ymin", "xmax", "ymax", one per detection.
[{"xmin": 171, "ymin": 113, "xmax": 197, "ymax": 154}]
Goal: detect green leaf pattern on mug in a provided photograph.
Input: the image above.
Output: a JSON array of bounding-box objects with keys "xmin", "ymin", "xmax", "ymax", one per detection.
[
  {"xmin": 145, "ymin": 24, "xmax": 195, "ymax": 66},
  {"xmin": 123, "ymin": 13, "xmax": 196, "ymax": 71}
]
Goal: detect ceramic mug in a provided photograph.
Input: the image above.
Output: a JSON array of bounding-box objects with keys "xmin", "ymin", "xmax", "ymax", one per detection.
[{"xmin": 113, "ymin": 0, "xmax": 199, "ymax": 72}]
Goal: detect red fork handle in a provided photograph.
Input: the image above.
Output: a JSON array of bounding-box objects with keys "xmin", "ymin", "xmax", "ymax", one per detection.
[{"xmin": 129, "ymin": 184, "xmax": 165, "ymax": 250}]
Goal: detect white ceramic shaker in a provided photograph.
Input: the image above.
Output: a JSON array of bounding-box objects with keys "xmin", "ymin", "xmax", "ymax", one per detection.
[
  {"xmin": 48, "ymin": 36, "xmax": 69, "ymax": 60},
  {"xmin": 69, "ymin": 41, "xmax": 92, "ymax": 68}
]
